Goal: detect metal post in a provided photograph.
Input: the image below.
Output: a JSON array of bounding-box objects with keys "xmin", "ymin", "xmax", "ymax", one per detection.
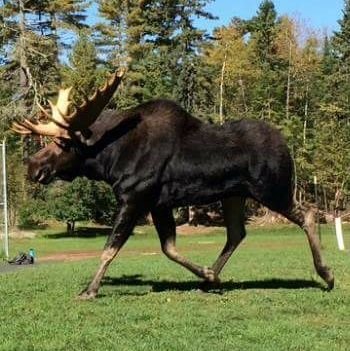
[
  {"xmin": 313, "ymin": 175, "xmax": 321, "ymax": 244},
  {"xmin": 1, "ymin": 140, "xmax": 9, "ymax": 259}
]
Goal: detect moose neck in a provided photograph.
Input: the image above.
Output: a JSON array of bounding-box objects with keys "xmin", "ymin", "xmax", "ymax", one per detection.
[
  {"xmin": 78, "ymin": 108, "xmax": 143, "ymax": 189},
  {"xmin": 80, "ymin": 141, "xmax": 121, "ymax": 185}
]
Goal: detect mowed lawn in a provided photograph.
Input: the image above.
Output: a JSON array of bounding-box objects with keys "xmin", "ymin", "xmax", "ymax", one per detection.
[{"xmin": 0, "ymin": 224, "xmax": 349, "ymax": 351}]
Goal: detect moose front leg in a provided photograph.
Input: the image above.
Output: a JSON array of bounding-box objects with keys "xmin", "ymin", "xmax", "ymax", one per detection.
[
  {"xmin": 152, "ymin": 207, "xmax": 217, "ymax": 282},
  {"xmin": 79, "ymin": 203, "xmax": 140, "ymax": 300}
]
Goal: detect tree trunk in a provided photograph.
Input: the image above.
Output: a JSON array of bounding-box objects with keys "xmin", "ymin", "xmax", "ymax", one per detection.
[
  {"xmin": 66, "ymin": 220, "xmax": 75, "ymax": 234},
  {"xmin": 303, "ymin": 84, "xmax": 309, "ymax": 145},
  {"xmin": 303, "ymin": 49, "xmax": 311, "ymax": 146},
  {"xmin": 292, "ymin": 152, "xmax": 298, "ymax": 204},
  {"xmin": 286, "ymin": 38, "xmax": 292, "ymax": 120},
  {"xmin": 219, "ymin": 52, "xmax": 227, "ymax": 125},
  {"xmin": 18, "ymin": 0, "xmax": 29, "ymax": 92},
  {"xmin": 322, "ymin": 186, "xmax": 328, "ymax": 213},
  {"xmin": 18, "ymin": 1, "xmax": 30, "ymax": 203},
  {"xmin": 238, "ymin": 74, "xmax": 248, "ymax": 113}
]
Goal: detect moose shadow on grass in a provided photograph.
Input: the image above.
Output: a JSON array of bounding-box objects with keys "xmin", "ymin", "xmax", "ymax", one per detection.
[{"xmin": 99, "ymin": 274, "xmax": 325, "ymax": 297}]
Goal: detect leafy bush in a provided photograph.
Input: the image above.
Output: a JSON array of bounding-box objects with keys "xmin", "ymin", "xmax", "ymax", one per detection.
[
  {"xmin": 18, "ymin": 199, "xmax": 51, "ymax": 227},
  {"xmin": 48, "ymin": 178, "xmax": 117, "ymax": 232}
]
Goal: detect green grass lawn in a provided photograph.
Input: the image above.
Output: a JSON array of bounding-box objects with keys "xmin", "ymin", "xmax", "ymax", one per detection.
[{"xmin": 0, "ymin": 224, "xmax": 349, "ymax": 351}]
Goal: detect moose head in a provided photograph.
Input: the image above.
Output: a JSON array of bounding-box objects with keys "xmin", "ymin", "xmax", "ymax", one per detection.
[{"xmin": 12, "ymin": 70, "xmax": 125, "ymax": 184}]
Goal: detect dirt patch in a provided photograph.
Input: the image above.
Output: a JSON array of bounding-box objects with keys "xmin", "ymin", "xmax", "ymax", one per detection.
[
  {"xmin": 9, "ymin": 230, "xmax": 37, "ymax": 239},
  {"xmin": 39, "ymin": 248, "xmax": 161, "ymax": 263},
  {"xmin": 39, "ymin": 251, "xmax": 101, "ymax": 262},
  {"xmin": 176, "ymin": 224, "xmax": 222, "ymax": 235}
]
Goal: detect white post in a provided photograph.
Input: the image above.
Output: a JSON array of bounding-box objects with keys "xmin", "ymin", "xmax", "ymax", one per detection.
[
  {"xmin": 1, "ymin": 140, "xmax": 9, "ymax": 259},
  {"xmin": 335, "ymin": 216, "xmax": 345, "ymax": 251}
]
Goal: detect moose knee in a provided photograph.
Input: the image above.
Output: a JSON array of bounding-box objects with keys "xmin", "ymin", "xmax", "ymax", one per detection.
[
  {"xmin": 101, "ymin": 248, "xmax": 117, "ymax": 262},
  {"xmin": 161, "ymin": 243, "xmax": 178, "ymax": 260}
]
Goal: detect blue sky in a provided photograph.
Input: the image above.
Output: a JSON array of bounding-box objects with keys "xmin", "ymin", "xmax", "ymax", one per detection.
[
  {"xmin": 197, "ymin": 0, "xmax": 344, "ymax": 34},
  {"xmin": 87, "ymin": 1, "xmax": 345, "ymax": 33},
  {"xmin": 83, "ymin": 0, "xmax": 345, "ymax": 44}
]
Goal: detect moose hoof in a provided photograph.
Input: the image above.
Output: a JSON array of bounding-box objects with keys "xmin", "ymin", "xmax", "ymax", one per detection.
[
  {"xmin": 326, "ymin": 278, "xmax": 335, "ymax": 291},
  {"xmin": 317, "ymin": 266, "xmax": 334, "ymax": 291},
  {"xmin": 202, "ymin": 267, "xmax": 219, "ymax": 283},
  {"xmin": 325, "ymin": 271, "xmax": 335, "ymax": 291},
  {"xmin": 77, "ymin": 290, "xmax": 97, "ymax": 301}
]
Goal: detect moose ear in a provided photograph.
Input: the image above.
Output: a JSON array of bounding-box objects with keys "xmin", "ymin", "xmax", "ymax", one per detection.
[{"xmin": 73, "ymin": 129, "xmax": 94, "ymax": 146}]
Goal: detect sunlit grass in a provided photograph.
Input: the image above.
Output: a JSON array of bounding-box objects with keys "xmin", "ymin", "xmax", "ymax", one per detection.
[{"xmin": 0, "ymin": 224, "xmax": 349, "ymax": 350}]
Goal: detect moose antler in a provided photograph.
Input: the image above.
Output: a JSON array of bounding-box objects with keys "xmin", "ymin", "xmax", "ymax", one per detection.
[
  {"xmin": 65, "ymin": 70, "xmax": 125, "ymax": 130},
  {"xmin": 12, "ymin": 118, "xmax": 70, "ymax": 138},
  {"xmin": 12, "ymin": 69, "xmax": 125, "ymax": 139}
]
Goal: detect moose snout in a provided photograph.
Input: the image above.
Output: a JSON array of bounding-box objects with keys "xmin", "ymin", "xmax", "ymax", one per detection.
[{"xmin": 28, "ymin": 162, "xmax": 53, "ymax": 184}]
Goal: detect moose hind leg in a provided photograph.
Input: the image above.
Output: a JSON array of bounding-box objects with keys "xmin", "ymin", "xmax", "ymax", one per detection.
[
  {"xmin": 211, "ymin": 197, "xmax": 246, "ymax": 278},
  {"xmin": 151, "ymin": 208, "xmax": 216, "ymax": 282},
  {"xmin": 282, "ymin": 204, "xmax": 334, "ymax": 290}
]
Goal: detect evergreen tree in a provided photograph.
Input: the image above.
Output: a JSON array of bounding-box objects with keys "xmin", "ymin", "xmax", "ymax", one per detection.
[
  {"xmin": 248, "ymin": 0, "xmax": 278, "ymax": 67},
  {"xmin": 62, "ymin": 33, "xmax": 100, "ymax": 100},
  {"xmin": 0, "ymin": 0, "xmax": 89, "ymax": 227},
  {"xmin": 96, "ymin": 0, "xmax": 214, "ymax": 109},
  {"xmin": 330, "ymin": 0, "xmax": 350, "ymax": 120},
  {"xmin": 245, "ymin": 0, "xmax": 286, "ymax": 122},
  {"xmin": 314, "ymin": 0, "xmax": 350, "ymax": 210},
  {"xmin": 169, "ymin": 0, "xmax": 215, "ymax": 112}
]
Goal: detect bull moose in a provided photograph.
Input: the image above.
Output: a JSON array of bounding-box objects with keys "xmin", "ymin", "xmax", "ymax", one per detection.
[{"xmin": 13, "ymin": 70, "xmax": 334, "ymax": 299}]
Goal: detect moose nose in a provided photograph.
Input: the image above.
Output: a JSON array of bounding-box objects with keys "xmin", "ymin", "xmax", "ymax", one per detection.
[{"xmin": 29, "ymin": 165, "xmax": 51, "ymax": 183}]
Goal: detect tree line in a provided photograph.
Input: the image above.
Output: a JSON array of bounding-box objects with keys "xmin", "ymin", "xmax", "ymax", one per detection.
[{"xmin": 0, "ymin": 0, "xmax": 349, "ymax": 230}]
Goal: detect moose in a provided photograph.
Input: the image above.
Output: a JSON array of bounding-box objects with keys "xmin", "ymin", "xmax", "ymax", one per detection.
[{"xmin": 13, "ymin": 70, "xmax": 334, "ymax": 299}]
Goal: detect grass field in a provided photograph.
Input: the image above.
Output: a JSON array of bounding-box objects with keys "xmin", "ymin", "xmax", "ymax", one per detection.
[{"xmin": 0, "ymin": 224, "xmax": 349, "ymax": 351}]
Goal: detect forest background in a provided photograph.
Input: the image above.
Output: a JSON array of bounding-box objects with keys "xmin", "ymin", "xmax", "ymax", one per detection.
[{"xmin": 0, "ymin": 0, "xmax": 349, "ymax": 231}]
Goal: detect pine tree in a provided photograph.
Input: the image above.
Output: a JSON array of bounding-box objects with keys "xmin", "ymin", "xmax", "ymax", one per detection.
[
  {"xmin": 62, "ymin": 33, "xmax": 99, "ymax": 99},
  {"xmin": 245, "ymin": 0, "xmax": 284, "ymax": 122},
  {"xmin": 248, "ymin": 0, "xmax": 278, "ymax": 67},
  {"xmin": 330, "ymin": 0, "xmax": 350, "ymax": 120},
  {"xmin": 315, "ymin": 0, "xmax": 350, "ymax": 210},
  {"xmin": 96, "ymin": 0, "xmax": 214, "ymax": 109},
  {"xmin": 0, "ymin": 0, "xmax": 88, "ymax": 116},
  {"xmin": 0, "ymin": 0, "xmax": 89, "ymax": 227},
  {"xmin": 169, "ymin": 0, "xmax": 215, "ymax": 112}
]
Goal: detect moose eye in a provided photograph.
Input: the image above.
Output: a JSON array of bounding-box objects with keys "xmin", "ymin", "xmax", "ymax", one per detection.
[{"xmin": 54, "ymin": 138, "xmax": 73, "ymax": 151}]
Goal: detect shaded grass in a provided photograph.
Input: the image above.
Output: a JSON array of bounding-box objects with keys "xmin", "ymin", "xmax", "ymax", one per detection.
[{"xmin": 0, "ymin": 224, "xmax": 349, "ymax": 350}]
